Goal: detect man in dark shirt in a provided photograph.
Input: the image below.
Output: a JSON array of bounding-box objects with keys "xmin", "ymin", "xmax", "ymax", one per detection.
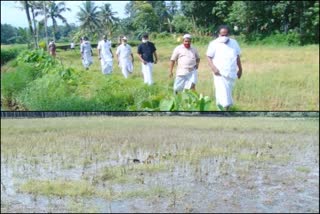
[{"xmin": 137, "ymin": 34, "xmax": 158, "ymax": 85}]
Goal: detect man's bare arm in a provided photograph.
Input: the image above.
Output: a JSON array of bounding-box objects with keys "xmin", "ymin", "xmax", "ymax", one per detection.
[
  {"xmin": 153, "ymin": 51, "xmax": 158, "ymax": 64},
  {"xmin": 237, "ymin": 55, "xmax": 242, "ymax": 79},
  {"xmin": 169, "ymin": 60, "xmax": 175, "ymax": 78},
  {"xmin": 207, "ymin": 56, "xmax": 220, "ymax": 76}
]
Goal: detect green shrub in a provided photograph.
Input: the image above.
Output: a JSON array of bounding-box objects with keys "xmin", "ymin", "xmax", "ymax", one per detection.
[
  {"xmin": 159, "ymin": 90, "xmax": 213, "ymax": 111},
  {"xmin": 38, "ymin": 40, "xmax": 47, "ymax": 50},
  {"xmin": 1, "ymin": 63, "xmax": 36, "ymax": 106},
  {"xmin": 1, "ymin": 47, "xmax": 20, "ymax": 65}
]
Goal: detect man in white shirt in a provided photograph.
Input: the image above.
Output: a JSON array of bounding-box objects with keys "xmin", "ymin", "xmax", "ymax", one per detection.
[
  {"xmin": 97, "ymin": 35, "xmax": 113, "ymax": 75},
  {"xmin": 206, "ymin": 25, "xmax": 243, "ymax": 110},
  {"xmin": 169, "ymin": 34, "xmax": 200, "ymax": 93},
  {"xmin": 116, "ymin": 36, "xmax": 134, "ymax": 79},
  {"xmin": 70, "ymin": 41, "xmax": 75, "ymax": 50},
  {"xmin": 80, "ymin": 36, "xmax": 93, "ymax": 70}
]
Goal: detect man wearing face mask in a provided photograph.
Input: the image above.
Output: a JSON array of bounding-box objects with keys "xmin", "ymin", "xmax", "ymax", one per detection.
[
  {"xmin": 116, "ymin": 36, "xmax": 134, "ymax": 79},
  {"xmin": 169, "ymin": 34, "xmax": 200, "ymax": 93},
  {"xmin": 206, "ymin": 25, "xmax": 243, "ymax": 111},
  {"xmin": 97, "ymin": 35, "xmax": 113, "ymax": 75},
  {"xmin": 137, "ymin": 34, "xmax": 158, "ymax": 85}
]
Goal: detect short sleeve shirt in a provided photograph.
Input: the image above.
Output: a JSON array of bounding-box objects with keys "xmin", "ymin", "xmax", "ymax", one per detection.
[
  {"xmin": 206, "ymin": 38, "xmax": 241, "ymax": 79},
  {"xmin": 98, "ymin": 40, "xmax": 112, "ymax": 61},
  {"xmin": 116, "ymin": 44, "xmax": 132, "ymax": 60},
  {"xmin": 170, "ymin": 44, "xmax": 200, "ymax": 76},
  {"xmin": 137, "ymin": 42, "xmax": 156, "ymax": 63},
  {"xmin": 80, "ymin": 41, "xmax": 92, "ymax": 54}
]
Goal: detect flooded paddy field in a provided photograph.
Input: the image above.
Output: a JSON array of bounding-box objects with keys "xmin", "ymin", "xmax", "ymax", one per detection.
[{"xmin": 1, "ymin": 116, "xmax": 319, "ymax": 213}]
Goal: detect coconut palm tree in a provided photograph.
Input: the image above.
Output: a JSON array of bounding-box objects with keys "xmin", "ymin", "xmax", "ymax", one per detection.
[
  {"xmin": 77, "ymin": 1, "xmax": 101, "ymax": 39},
  {"xmin": 17, "ymin": 1, "xmax": 37, "ymax": 48},
  {"xmin": 99, "ymin": 3, "xmax": 119, "ymax": 36},
  {"xmin": 45, "ymin": 1, "xmax": 71, "ymax": 41}
]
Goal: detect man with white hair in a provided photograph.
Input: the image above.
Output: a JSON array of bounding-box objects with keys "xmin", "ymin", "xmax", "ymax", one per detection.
[
  {"xmin": 169, "ymin": 34, "xmax": 200, "ymax": 93},
  {"xmin": 206, "ymin": 25, "xmax": 243, "ymax": 110},
  {"xmin": 80, "ymin": 36, "xmax": 93, "ymax": 70},
  {"xmin": 116, "ymin": 36, "xmax": 134, "ymax": 78},
  {"xmin": 97, "ymin": 35, "xmax": 113, "ymax": 75},
  {"xmin": 137, "ymin": 34, "xmax": 158, "ymax": 85}
]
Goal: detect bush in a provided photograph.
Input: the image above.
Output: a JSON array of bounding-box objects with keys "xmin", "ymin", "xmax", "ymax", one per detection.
[
  {"xmin": 1, "ymin": 47, "xmax": 20, "ymax": 65},
  {"xmin": 241, "ymin": 32, "xmax": 301, "ymax": 46},
  {"xmin": 38, "ymin": 40, "xmax": 47, "ymax": 50},
  {"xmin": 1, "ymin": 63, "xmax": 36, "ymax": 106}
]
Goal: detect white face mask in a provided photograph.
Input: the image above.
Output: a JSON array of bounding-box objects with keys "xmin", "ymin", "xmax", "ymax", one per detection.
[
  {"xmin": 217, "ymin": 36, "xmax": 229, "ymax": 43},
  {"xmin": 142, "ymin": 39, "xmax": 148, "ymax": 43}
]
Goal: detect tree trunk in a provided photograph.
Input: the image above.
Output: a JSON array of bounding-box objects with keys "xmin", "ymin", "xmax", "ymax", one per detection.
[
  {"xmin": 167, "ymin": 18, "xmax": 172, "ymax": 33},
  {"xmin": 52, "ymin": 17, "xmax": 56, "ymax": 41},
  {"xmin": 31, "ymin": 6, "xmax": 38, "ymax": 48},
  {"xmin": 24, "ymin": 1, "xmax": 36, "ymax": 48},
  {"xmin": 43, "ymin": 1, "xmax": 49, "ymax": 52}
]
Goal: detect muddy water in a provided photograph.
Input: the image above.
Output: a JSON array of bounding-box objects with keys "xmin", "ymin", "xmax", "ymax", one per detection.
[{"xmin": 1, "ymin": 137, "xmax": 319, "ymax": 213}]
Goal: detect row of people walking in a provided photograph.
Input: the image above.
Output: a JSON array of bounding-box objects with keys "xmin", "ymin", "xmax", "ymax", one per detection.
[{"xmin": 80, "ymin": 25, "xmax": 242, "ymax": 110}]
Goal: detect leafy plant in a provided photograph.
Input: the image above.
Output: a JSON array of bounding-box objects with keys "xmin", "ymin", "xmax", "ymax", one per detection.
[{"xmin": 159, "ymin": 90, "xmax": 213, "ymax": 111}]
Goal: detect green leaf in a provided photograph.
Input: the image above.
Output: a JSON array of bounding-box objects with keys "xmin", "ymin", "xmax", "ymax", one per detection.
[{"xmin": 159, "ymin": 98, "xmax": 174, "ymax": 111}]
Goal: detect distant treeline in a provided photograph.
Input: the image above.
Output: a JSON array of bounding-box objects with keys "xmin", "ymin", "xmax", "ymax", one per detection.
[{"xmin": 1, "ymin": 111, "xmax": 318, "ymax": 119}]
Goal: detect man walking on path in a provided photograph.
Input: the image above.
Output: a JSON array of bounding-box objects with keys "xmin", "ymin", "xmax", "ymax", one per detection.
[
  {"xmin": 137, "ymin": 34, "xmax": 158, "ymax": 85},
  {"xmin": 80, "ymin": 36, "xmax": 93, "ymax": 70},
  {"xmin": 116, "ymin": 36, "xmax": 134, "ymax": 79},
  {"xmin": 48, "ymin": 40, "xmax": 56, "ymax": 57},
  {"xmin": 206, "ymin": 25, "xmax": 243, "ymax": 111},
  {"xmin": 169, "ymin": 34, "xmax": 200, "ymax": 93},
  {"xmin": 97, "ymin": 35, "xmax": 113, "ymax": 75}
]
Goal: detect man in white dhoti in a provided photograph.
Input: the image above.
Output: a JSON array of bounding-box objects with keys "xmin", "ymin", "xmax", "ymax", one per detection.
[
  {"xmin": 116, "ymin": 36, "xmax": 134, "ymax": 79},
  {"xmin": 206, "ymin": 25, "xmax": 243, "ymax": 111},
  {"xmin": 169, "ymin": 34, "xmax": 200, "ymax": 93},
  {"xmin": 80, "ymin": 36, "xmax": 93, "ymax": 70},
  {"xmin": 137, "ymin": 34, "xmax": 158, "ymax": 85},
  {"xmin": 97, "ymin": 35, "xmax": 113, "ymax": 75}
]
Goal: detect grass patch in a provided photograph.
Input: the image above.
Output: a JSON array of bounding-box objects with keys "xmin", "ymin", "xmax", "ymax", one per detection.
[
  {"xmin": 296, "ymin": 166, "xmax": 311, "ymax": 173},
  {"xmin": 1, "ymin": 42, "xmax": 318, "ymax": 110},
  {"xmin": 237, "ymin": 153, "xmax": 291, "ymax": 163},
  {"xmin": 19, "ymin": 179, "xmax": 95, "ymax": 197},
  {"xmin": 115, "ymin": 185, "xmax": 170, "ymax": 200}
]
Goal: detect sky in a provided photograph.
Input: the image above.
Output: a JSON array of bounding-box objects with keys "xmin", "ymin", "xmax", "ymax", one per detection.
[{"xmin": 1, "ymin": 1, "xmax": 129, "ymax": 28}]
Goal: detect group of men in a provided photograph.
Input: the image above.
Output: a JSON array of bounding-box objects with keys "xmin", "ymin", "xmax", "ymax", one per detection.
[
  {"xmin": 80, "ymin": 35, "xmax": 134, "ymax": 79},
  {"xmin": 79, "ymin": 25, "xmax": 242, "ymax": 110}
]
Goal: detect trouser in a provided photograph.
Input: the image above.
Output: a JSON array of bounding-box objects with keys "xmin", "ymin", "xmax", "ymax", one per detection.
[
  {"xmin": 141, "ymin": 62, "xmax": 153, "ymax": 85},
  {"xmin": 173, "ymin": 70, "xmax": 198, "ymax": 93},
  {"xmin": 213, "ymin": 75, "xmax": 236, "ymax": 107},
  {"xmin": 120, "ymin": 60, "xmax": 133, "ymax": 78},
  {"xmin": 101, "ymin": 60, "xmax": 113, "ymax": 75}
]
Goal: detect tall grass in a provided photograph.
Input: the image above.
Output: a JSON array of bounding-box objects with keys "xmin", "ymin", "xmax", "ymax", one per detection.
[{"xmin": 1, "ymin": 39, "xmax": 318, "ymax": 110}]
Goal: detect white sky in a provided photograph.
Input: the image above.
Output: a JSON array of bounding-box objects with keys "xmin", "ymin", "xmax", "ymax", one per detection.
[{"xmin": 1, "ymin": 1, "xmax": 129, "ymax": 28}]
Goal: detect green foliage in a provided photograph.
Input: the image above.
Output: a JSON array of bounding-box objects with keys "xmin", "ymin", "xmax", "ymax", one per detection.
[
  {"xmin": 38, "ymin": 40, "xmax": 47, "ymax": 50},
  {"xmin": 1, "ymin": 63, "xmax": 36, "ymax": 106},
  {"xmin": 172, "ymin": 15, "xmax": 193, "ymax": 33},
  {"xmin": 0, "ymin": 47, "xmax": 22, "ymax": 65},
  {"xmin": 132, "ymin": 2, "xmax": 159, "ymax": 32},
  {"xmin": 1, "ymin": 24, "xmax": 18, "ymax": 44},
  {"xmin": 159, "ymin": 90, "xmax": 213, "ymax": 111}
]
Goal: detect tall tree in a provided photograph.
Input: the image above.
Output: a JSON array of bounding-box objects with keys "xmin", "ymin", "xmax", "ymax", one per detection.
[
  {"xmin": 99, "ymin": 3, "xmax": 119, "ymax": 36},
  {"xmin": 148, "ymin": 1, "xmax": 169, "ymax": 32},
  {"xmin": 44, "ymin": 1, "xmax": 71, "ymax": 40},
  {"xmin": 132, "ymin": 2, "xmax": 158, "ymax": 32},
  {"xmin": 77, "ymin": 1, "xmax": 101, "ymax": 39},
  {"xmin": 17, "ymin": 1, "xmax": 37, "ymax": 48}
]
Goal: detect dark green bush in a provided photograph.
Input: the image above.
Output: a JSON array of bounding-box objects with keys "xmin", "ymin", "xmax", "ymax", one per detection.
[
  {"xmin": 1, "ymin": 63, "xmax": 35, "ymax": 106},
  {"xmin": 1, "ymin": 47, "xmax": 20, "ymax": 65}
]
